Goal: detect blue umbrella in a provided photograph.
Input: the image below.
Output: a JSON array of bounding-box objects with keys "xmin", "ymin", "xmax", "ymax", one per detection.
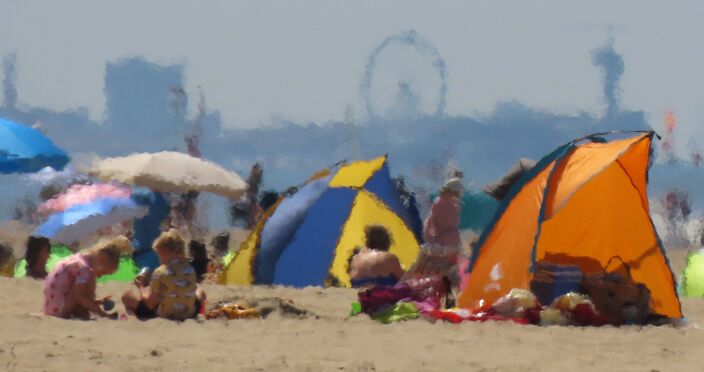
[
  {"xmin": 0, "ymin": 118, "xmax": 70, "ymax": 174},
  {"xmin": 35, "ymin": 197, "xmax": 147, "ymax": 245}
]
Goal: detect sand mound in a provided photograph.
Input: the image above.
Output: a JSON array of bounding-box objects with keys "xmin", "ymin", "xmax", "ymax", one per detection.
[{"xmin": 212, "ymin": 296, "xmax": 314, "ymax": 320}]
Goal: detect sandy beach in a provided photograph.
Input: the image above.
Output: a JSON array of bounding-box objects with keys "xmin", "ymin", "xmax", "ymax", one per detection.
[{"xmin": 0, "ymin": 249, "xmax": 703, "ymax": 372}]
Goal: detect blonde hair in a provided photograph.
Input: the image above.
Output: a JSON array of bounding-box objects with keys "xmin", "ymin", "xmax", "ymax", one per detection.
[
  {"xmin": 90, "ymin": 235, "xmax": 134, "ymax": 268},
  {"xmin": 153, "ymin": 229, "xmax": 185, "ymax": 255}
]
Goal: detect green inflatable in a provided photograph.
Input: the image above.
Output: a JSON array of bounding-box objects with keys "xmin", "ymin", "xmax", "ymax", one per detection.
[
  {"xmin": 14, "ymin": 245, "xmax": 138, "ymax": 283},
  {"xmin": 96, "ymin": 256, "xmax": 139, "ymax": 283},
  {"xmin": 14, "ymin": 245, "xmax": 73, "ymax": 277},
  {"xmin": 680, "ymin": 252, "xmax": 704, "ymax": 297}
]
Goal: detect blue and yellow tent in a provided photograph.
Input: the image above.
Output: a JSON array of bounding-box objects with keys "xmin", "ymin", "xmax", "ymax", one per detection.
[{"xmin": 220, "ymin": 155, "xmax": 423, "ymax": 287}]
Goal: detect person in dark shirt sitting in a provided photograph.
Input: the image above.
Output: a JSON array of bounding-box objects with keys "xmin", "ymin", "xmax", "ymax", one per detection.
[
  {"xmin": 188, "ymin": 240, "xmax": 209, "ymax": 283},
  {"xmin": 26, "ymin": 236, "xmax": 51, "ymax": 280}
]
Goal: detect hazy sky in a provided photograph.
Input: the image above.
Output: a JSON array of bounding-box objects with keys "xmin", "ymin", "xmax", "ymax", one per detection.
[{"xmin": 2, "ymin": 1, "xmax": 703, "ymax": 156}]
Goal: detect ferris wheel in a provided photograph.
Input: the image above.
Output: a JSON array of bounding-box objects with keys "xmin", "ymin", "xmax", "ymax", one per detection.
[{"xmin": 361, "ymin": 30, "xmax": 448, "ymax": 120}]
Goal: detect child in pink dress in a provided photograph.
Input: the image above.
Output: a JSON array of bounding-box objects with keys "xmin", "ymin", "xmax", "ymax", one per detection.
[{"xmin": 43, "ymin": 236, "xmax": 132, "ymax": 319}]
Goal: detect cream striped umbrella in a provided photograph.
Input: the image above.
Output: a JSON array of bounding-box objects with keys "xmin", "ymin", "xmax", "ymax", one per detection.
[{"xmin": 88, "ymin": 151, "xmax": 247, "ymax": 200}]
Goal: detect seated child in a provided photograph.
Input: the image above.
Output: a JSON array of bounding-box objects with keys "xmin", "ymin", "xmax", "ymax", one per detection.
[
  {"xmin": 25, "ymin": 236, "xmax": 51, "ymax": 280},
  {"xmin": 43, "ymin": 236, "xmax": 132, "ymax": 319},
  {"xmin": 122, "ymin": 229, "xmax": 206, "ymax": 321}
]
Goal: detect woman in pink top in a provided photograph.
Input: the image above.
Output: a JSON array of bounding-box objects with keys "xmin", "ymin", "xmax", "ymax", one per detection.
[
  {"xmin": 422, "ymin": 178, "xmax": 467, "ymax": 290},
  {"xmin": 43, "ymin": 236, "xmax": 132, "ymax": 319},
  {"xmin": 423, "ymin": 178, "xmax": 463, "ymax": 249}
]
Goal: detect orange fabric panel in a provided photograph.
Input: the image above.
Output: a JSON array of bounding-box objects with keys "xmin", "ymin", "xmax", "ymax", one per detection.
[
  {"xmin": 458, "ymin": 162, "xmax": 556, "ymax": 310},
  {"xmin": 536, "ymin": 161, "xmax": 681, "ymax": 318},
  {"xmin": 545, "ymin": 134, "xmax": 648, "ymax": 219},
  {"xmin": 615, "ymin": 137, "xmax": 651, "ymax": 213}
]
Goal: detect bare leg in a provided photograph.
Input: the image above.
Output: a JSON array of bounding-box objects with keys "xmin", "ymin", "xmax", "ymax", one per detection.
[
  {"xmin": 121, "ymin": 289, "xmax": 140, "ymax": 314},
  {"xmin": 71, "ymin": 306, "xmax": 91, "ymax": 320},
  {"xmin": 60, "ymin": 289, "xmax": 76, "ymax": 319},
  {"xmin": 76, "ymin": 280, "xmax": 97, "ymax": 319},
  {"xmin": 196, "ymin": 287, "xmax": 206, "ymax": 303},
  {"xmin": 190, "ymin": 287, "xmax": 207, "ymax": 317},
  {"xmin": 62, "ymin": 286, "xmax": 91, "ymax": 320}
]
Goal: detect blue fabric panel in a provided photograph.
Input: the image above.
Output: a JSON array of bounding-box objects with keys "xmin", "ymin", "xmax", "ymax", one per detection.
[
  {"xmin": 134, "ymin": 248, "xmax": 160, "ymax": 269},
  {"xmin": 254, "ymin": 175, "xmax": 331, "ymax": 284},
  {"xmin": 363, "ymin": 163, "xmax": 423, "ymax": 240},
  {"xmin": 131, "ymin": 189, "xmax": 170, "ymax": 269},
  {"xmin": 273, "ymin": 188, "xmax": 357, "ymax": 287}
]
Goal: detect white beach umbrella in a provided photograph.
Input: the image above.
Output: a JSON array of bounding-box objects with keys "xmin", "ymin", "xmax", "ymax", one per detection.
[{"xmin": 89, "ymin": 151, "xmax": 247, "ymax": 200}]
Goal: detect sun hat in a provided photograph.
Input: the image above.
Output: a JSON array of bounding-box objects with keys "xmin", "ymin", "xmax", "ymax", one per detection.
[{"xmin": 441, "ymin": 178, "xmax": 464, "ymax": 195}]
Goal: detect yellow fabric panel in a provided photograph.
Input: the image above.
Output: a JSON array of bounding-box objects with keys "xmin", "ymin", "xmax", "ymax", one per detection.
[
  {"xmin": 458, "ymin": 162, "xmax": 556, "ymax": 310},
  {"xmin": 329, "ymin": 190, "xmax": 421, "ymax": 287},
  {"xmin": 329, "ymin": 156, "xmax": 386, "ymax": 188},
  {"xmin": 219, "ymin": 198, "xmax": 282, "ymax": 285},
  {"xmin": 545, "ymin": 134, "xmax": 648, "ymax": 218},
  {"xmin": 219, "ymin": 229, "xmax": 258, "ymax": 285},
  {"xmin": 536, "ymin": 161, "xmax": 681, "ymax": 318}
]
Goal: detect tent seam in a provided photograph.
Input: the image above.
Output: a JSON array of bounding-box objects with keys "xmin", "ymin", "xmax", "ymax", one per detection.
[
  {"xmin": 529, "ymin": 144, "xmax": 576, "ymax": 273},
  {"xmin": 636, "ymin": 134, "xmax": 683, "ymax": 317},
  {"xmin": 325, "ymin": 190, "xmax": 366, "ymax": 286},
  {"xmin": 546, "ymin": 134, "xmax": 651, "ymax": 218},
  {"xmin": 467, "ymin": 143, "xmax": 573, "ymax": 273}
]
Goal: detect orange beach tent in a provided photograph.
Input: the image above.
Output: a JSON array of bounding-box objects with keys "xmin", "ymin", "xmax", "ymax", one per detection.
[{"xmin": 458, "ymin": 131, "xmax": 682, "ymax": 319}]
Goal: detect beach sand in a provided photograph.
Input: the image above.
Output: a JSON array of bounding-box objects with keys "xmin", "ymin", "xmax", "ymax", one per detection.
[{"xmin": 1, "ymin": 249, "xmax": 704, "ymax": 371}]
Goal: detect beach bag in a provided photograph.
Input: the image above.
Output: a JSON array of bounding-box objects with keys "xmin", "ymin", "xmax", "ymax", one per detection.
[
  {"xmin": 529, "ymin": 262, "xmax": 583, "ymax": 306},
  {"xmin": 581, "ymin": 256, "xmax": 650, "ymax": 326}
]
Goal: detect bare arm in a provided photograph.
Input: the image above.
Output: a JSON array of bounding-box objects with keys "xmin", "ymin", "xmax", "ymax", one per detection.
[
  {"xmin": 387, "ymin": 254, "xmax": 405, "ymax": 280},
  {"xmin": 348, "ymin": 254, "xmax": 361, "ymax": 279},
  {"xmin": 137, "ymin": 280, "xmax": 160, "ymax": 309},
  {"xmin": 74, "ymin": 283, "xmax": 110, "ymax": 318}
]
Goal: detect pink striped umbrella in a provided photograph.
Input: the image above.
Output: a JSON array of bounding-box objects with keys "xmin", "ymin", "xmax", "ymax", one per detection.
[{"xmin": 38, "ymin": 183, "xmax": 132, "ymax": 217}]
